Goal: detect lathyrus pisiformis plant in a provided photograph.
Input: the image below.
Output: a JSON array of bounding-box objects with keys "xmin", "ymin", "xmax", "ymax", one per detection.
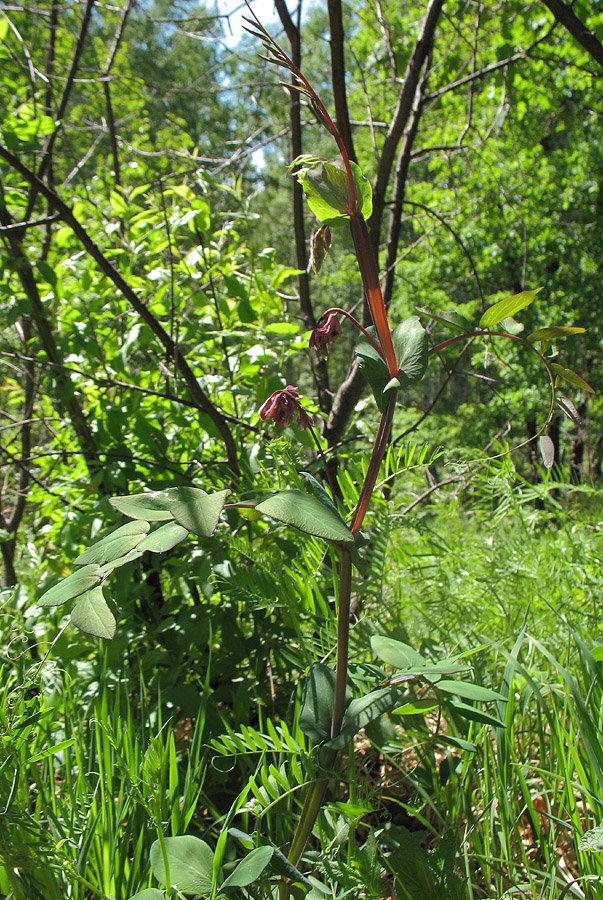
[{"xmin": 36, "ymin": 11, "xmax": 591, "ymax": 899}]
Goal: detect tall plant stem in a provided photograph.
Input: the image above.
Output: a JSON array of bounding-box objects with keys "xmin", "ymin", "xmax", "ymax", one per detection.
[{"xmin": 282, "ymin": 395, "xmax": 396, "ymax": 893}]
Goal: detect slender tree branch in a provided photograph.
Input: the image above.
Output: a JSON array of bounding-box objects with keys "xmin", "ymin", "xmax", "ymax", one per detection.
[
  {"xmin": 369, "ymin": 0, "xmax": 444, "ymax": 257},
  {"xmin": 273, "ymin": 0, "xmax": 333, "ymax": 415},
  {"xmin": 540, "ymin": 0, "xmax": 603, "ymax": 69},
  {"xmin": 327, "ymin": 0, "xmax": 357, "ymax": 163},
  {"xmin": 0, "ymin": 146, "xmax": 241, "ymax": 475}
]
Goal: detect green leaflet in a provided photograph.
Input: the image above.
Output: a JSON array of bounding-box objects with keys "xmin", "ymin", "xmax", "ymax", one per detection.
[
  {"xmin": 70, "ymin": 586, "xmax": 116, "ymax": 640},
  {"xmin": 74, "ymin": 520, "xmax": 149, "ymax": 566},
  {"xmin": 150, "ymin": 836, "xmax": 214, "ymax": 895},
  {"xmin": 297, "ymin": 159, "xmax": 372, "ymax": 225},
  {"xmin": 479, "ymin": 288, "xmax": 541, "ymax": 328},
  {"xmin": 164, "ymin": 487, "xmax": 228, "ymax": 537},
  {"xmin": 38, "ymin": 564, "xmax": 101, "ymax": 608},
  {"xmin": 256, "ymin": 489, "xmax": 354, "ymax": 544},
  {"xmin": 356, "ymin": 317, "xmax": 428, "ymax": 411}
]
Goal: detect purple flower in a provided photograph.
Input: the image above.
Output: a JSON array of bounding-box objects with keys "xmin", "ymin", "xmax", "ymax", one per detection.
[
  {"xmin": 259, "ymin": 385, "xmax": 313, "ymax": 431},
  {"xmin": 309, "ymin": 313, "xmax": 341, "ymax": 357}
]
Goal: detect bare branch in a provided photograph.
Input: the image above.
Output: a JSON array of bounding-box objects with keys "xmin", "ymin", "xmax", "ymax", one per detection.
[{"xmin": 540, "ymin": 0, "xmax": 603, "ymax": 69}]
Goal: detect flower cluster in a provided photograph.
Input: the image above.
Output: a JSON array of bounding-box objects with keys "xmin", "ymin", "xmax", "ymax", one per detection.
[
  {"xmin": 309, "ymin": 313, "xmax": 341, "ymax": 357},
  {"xmin": 259, "ymin": 385, "xmax": 313, "ymax": 430}
]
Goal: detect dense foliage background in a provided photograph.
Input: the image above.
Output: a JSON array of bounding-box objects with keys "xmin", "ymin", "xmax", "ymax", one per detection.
[{"xmin": 1, "ymin": 1, "xmax": 603, "ymax": 898}]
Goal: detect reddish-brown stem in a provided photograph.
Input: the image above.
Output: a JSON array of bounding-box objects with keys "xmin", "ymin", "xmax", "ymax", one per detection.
[
  {"xmin": 350, "ymin": 391, "xmax": 397, "ymax": 535},
  {"xmin": 349, "ymin": 213, "xmax": 398, "ymax": 375}
]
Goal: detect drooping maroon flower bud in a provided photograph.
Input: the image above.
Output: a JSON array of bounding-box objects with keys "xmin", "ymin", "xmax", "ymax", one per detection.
[
  {"xmin": 309, "ymin": 313, "xmax": 341, "ymax": 357},
  {"xmin": 259, "ymin": 385, "xmax": 313, "ymax": 431}
]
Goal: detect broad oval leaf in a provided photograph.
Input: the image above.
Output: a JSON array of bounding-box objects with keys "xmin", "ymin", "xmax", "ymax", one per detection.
[
  {"xmin": 371, "ymin": 635, "xmax": 426, "ymax": 669},
  {"xmin": 256, "ymin": 490, "xmax": 354, "ymax": 544},
  {"xmin": 579, "ymin": 825, "xmax": 603, "ymax": 853},
  {"xmin": 137, "ymin": 522, "xmax": 189, "ymax": 553},
  {"xmin": 436, "ymin": 680, "xmax": 505, "ymax": 702},
  {"xmin": 38, "ymin": 565, "xmax": 101, "ymax": 608},
  {"xmin": 70, "ymin": 587, "xmax": 116, "ymax": 640},
  {"xmin": 166, "ymin": 487, "xmax": 228, "ymax": 537},
  {"xmin": 528, "ymin": 325, "xmax": 586, "ymax": 342},
  {"xmin": 150, "ymin": 836, "xmax": 214, "ymax": 894},
  {"xmin": 479, "ymin": 288, "xmax": 542, "ymax": 328},
  {"xmin": 74, "ymin": 520, "xmax": 149, "ymax": 566},
  {"xmin": 392, "ymin": 317, "xmax": 429, "ymax": 386},
  {"xmin": 109, "ymin": 492, "xmax": 174, "ymax": 521},
  {"xmin": 220, "ymin": 845, "xmax": 274, "ymax": 892},
  {"xmin": 299, "ymin": 663, "xmax": 336, "ymax": 744},
  {"xmin": 539, "ymin": 435, "xmax": 555, "ymax": 469}
]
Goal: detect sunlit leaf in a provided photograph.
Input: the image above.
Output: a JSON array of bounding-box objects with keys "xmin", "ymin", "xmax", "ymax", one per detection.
[
  {"xmin": 109, "ymin": 492, "xmax": 175, "ymax": 521},
  {"xmin": 256, "ymin": 490, "xmax": 354, "ymax": 544},
  {"xmin": 297, "ymin": 159, "xmax": 372, "ymax": 224},
  {"xmin": 579, "ymin": 825, "xmax": 603, "ymax": 852},
  {"xmin": 136, "ymin": 522, "xmax": 189, "ymax": 553},
  {"xmin": 371, "ymin": 636, "xmax": 426, "ymax": 669},
  {"xmin": 70, "ymin": 586, "xmax": 116, "ymax": 640},
  {"xmin": 166, "ymin": 487, "xmax": 228, "ymax": 537},
  {"xmin": 479, "ymin": 288, "xmax": 542, "ymax": 328},
  {"xmin": 38, "ymin": 565, "xmax": 101, "ymax": 608},
  {"xmin": 150, "ymin": 836, "xmax": 214, "ymax": 894},
  {"xmin": 125, "ymin": 890, "xmax": 166, "ymax": 900},
  {"xmin": 74, "ymin": 520, "xmax": 149, "ymax": 566},
  {"xmin": 392, "ymin": 699, "xmax": 440, "ymax": 715},
  {"xmin": 435, "ymin": 680, "xmax": 505, "ymax": 702}
]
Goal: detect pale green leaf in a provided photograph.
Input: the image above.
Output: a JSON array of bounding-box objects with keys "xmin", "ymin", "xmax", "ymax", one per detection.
[
  {"xmin": 70, "ymin": 587, "xmax": 116, "ymax": 640},
  {"xmin": 136, "ymin": 522, "xmax": 189, "ymax": 553},
  {"xmin": 109, "ymin": 492, "xmax": 175, "ymax": 521},
  {"xmin": 256, "ymin": 490, "xmax": 354, "ymax": 544},
  {"xmin": 166, "ymin": 487, "xmax": 228, "ymax": 537},
  {"xmin": 74, "ymin": 520, "xmax": 149, "ymax": 566},
  {"xmin": 579, "ymin": 825, "xmax": 603, "ymax": 852},
  {"xmin": 436, "ymin": 680, "xmax": 505, "ymax": 702},
  {"xmin": 38, "ymin": 565, "xmax": 101, "ymax": 608},
  {"xmin": 150, "ymin": 836, "xmax": 214, "ymax": 894}
]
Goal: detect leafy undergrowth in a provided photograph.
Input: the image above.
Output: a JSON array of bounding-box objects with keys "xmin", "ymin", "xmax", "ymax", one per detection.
[{"xmin": 3, "ymin": 469, "xmax": 603, "ymax": 899}]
